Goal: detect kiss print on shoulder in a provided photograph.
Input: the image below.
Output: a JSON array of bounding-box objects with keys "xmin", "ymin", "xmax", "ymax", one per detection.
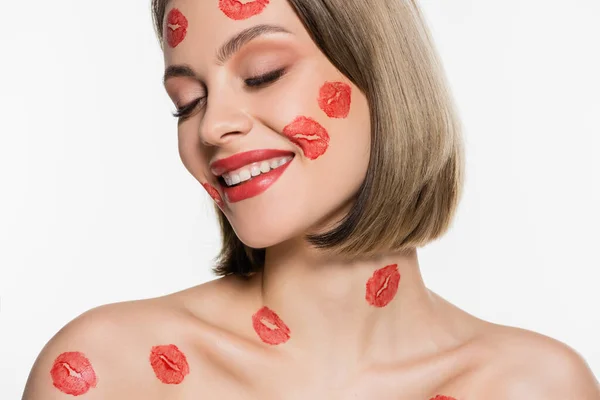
[
  {"xmin": 202, "ymin": 182, "xmax": 225, "ymax": 208},
  {"xmin": 50, "ymin": 351, "xmax": 98, "ymax": 396},
  {"xmin": 219, "ymin": 0, "xmax": 271, "ymax": 21},
  {"xmin": 318, "ymin": 81, "xmax": 352, "ymax": 118},
  {"xmin": 252, "ymin": 306, "xmax": 291, "ymax": 345},
  {"xmin": 166, "ymin": 8, "xmax": 189, "ymax": 48},
  {"xmin": 429, "ymin": 396, "xmax": 457, "ymax": 400},
  {"xmin": 149, "ymin": 344, "xmax": 190, "ymax": 384},
  {"xmin": 282, "ymin": 116, "xmax": 330, "ymax": 160},
  {"xmin": 365, "ymin": 264, "xmax": 401, "ymax": 307}
]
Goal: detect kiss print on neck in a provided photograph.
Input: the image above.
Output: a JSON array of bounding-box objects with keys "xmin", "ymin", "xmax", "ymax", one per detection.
[
  {"xmin": 219, "ymin": 0, "xmax": 270, "ymax": 21},
  {"xmin": 50, "ymin": 351, "xmax": 98, "ymax": 396},
  {"xmin": 365, "ymin": 264, "xmax": 401, "ymax": 307},
  {"xmin": 166, "ymin": 8, "xmax": 189, "ymax": 48},
  {"xmin": 202, "ymin": 182, "xmax": 225, "ymax": 208},
  {"xmin": 149, "ymin": 344, "xmax": 190, "ymax": 384},
  {"xmin": 318, "ymin": 81, "xmax": 352, "ymax": 118},
  {"xmin": 429, "ymin": 396, "xmax": 457, "ymax": 400},
  {"xmin": 282, "ymin": 116, "xmax": 330, "ymax": 160},
  {"xmin": 252, "ymin": 306, "xmax": 291, "ymax": 345}
]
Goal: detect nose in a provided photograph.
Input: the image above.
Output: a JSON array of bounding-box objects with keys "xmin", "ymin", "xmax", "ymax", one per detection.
[{"xmin": 197, "ymin": 83, "xmax": 253, "ymax": 147}]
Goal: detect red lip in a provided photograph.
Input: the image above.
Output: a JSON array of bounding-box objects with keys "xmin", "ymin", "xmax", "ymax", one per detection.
[
  {"xmin": 252, "ymin": 306, "xmax": 291, "ymax": 345},
  {"xmin": 166, "ymin": 8, "xmax": 188, "ymax": 48},
  {"xmin": 365, "ymin": 264, "xmax": 401, "ymax": 307},
  {"xmin": 220, "ymin": 156, "xmax": 293, "ymax": 203},
  {"xmin": 149, "ymin": 344, "xmax": 190, "ymax": 385},
  {"xmin": 50, "ymin": 351, "xmax": 97, "ymax": 396},
  {"xmin": 282, "ymin": 116, "xmax": 330, "ymax": 160},
  {"xmin": 210, "ymin": 149, "xmax": 294, "ymax": 176},
  {"xmin": 219, "ymin": 0, "xmax": 270, "ymax": 20}
]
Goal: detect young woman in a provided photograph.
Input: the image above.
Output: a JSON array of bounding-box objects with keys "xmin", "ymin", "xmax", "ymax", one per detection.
[{"xmin": 23, "ymin": 0, "xmax": 599, "ymax": 398}]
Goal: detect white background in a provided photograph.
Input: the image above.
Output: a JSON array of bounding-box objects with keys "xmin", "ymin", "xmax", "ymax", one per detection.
[{"xmin": 1, "ymin": 0, "xmax": 599, "ymax": 397}]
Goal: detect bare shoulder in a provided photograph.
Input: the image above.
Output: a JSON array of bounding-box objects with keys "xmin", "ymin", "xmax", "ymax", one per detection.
[
  {"xmin": 467, "ymin": 324, "xmax": 600, "ymax": 399},
  {"xmin": 22, "ymin": 278, "xmax": 241, "ymax": 400}
]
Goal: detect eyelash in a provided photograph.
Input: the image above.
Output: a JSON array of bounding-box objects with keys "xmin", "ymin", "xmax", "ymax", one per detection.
[{"xmin": 172, "ymin": 68, "xmax": 286, "ymax": 120}]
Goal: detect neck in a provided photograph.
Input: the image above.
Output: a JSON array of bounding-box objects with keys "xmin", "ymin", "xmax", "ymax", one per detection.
[{"xmin": 250, "ymin": 238, "xmax": 443, "ymax": 371}]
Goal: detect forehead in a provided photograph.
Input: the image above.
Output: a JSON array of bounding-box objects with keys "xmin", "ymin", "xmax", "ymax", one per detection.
[{"xmin": 163, "ymin": 0, "xmax": 306, "ymax": 63}]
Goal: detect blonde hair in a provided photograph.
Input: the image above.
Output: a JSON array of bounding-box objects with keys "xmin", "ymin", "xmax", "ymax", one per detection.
[{"xmin": 151, "ymin": 0, "xmax": 465, "ymax": 277}]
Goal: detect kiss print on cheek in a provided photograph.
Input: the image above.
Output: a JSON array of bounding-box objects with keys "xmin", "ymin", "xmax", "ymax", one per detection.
[
  {"xmin": 166, "ymin": 8, "xmax": 189, "ymax": 48},
  {"xmin": 429, "ymin": 396, "xmax": 457, "ymax": 400},
  {"xmin": 252, "ymin": 306, "xmax": 291, "ymax": 345},
  {"xmin": 282, "ymin": 116, "xmax": 330, "ymax": 160},
  {"xmin": 318, "ymin": 81, "xmax": 352, "ymax": 118},
  {"xmin": 202, "ymin": 182, "xmax": 225, "ymax": 208},
  {"xmin": 50, "ymin": 351, "xmax": 98, "ymax": 396},
  {"xmin": 218, "ymin": 0, "xmax": 270, "ymax": 20},
  {"xmin": 365, "ymin": 264, "xmax": 401, "ymax": 307},
  {"xmin": 149, "ymin": 344, "xmax": 190, "ymax": 384}
]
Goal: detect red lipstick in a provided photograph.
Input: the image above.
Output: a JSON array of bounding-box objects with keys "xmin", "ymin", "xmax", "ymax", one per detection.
[
  {"xmin": 365, "ymin": 264, "xmax": 401, "ymax": 307},
  {"xmin": 282, "ymin": 116, "xmax": 330, "ymax": 160},
  {"xmin": 50, "ymin": 351, "xmax": 97, "ymax": 396},
  {"xmin": 318, "ymin": 81, "xmax": 352, "ymax": 118},
  {"xmin": 149, "ymin": 344, "xmax": 190, "ymax": 384},
  {"xmin": 429, "ymin": 396, "xmax": 457, "ymax": 400},
  {"xmin": 252, "ymin": 306, "xmax": 291, "ymax": 345},
  {"xmin": 202, "ymin": 182, "xmax": 224, "ymax": 208},
  {"xmin": 218, "ymin": 0, "xmax": 270, "ymax": 20},
  {"xmin": 166, "ymin": 8, "xmax": 188, "ymax": 48},
  {"xmin": 211, "ymin": 149, "xmax": 295, "ymax": 204}
]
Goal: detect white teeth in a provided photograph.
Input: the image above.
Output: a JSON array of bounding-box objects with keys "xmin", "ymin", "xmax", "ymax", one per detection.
[
  {"xmin": 250, "ymin": 165, "xmax": 262, "ymax": 177},
  {"xmin": 259, "ymin": 161, "xmax": 270, "ymax": 173},
  {"xmin": 221, "ymin": 156, "xmax": 292, "ymax": 187}
]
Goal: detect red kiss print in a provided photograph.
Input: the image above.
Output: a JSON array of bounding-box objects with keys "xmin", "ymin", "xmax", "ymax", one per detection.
[
  {"xmin": 202, "ymin": 182, "xmax": 225, "ymax": 208},
  {"xmin": 365, "ymin": 264, "xmax": 401, "ymax": 307},
  {"xmin": 149, "ymin": 344, "xmax": 190, "ymax": 384},
  {"xmin": 50, "ymin": 351, "xmax": 97, "ymax": 396},
  {"xmin": 282, "ymin": 116, "xmax": 330, "ymax": 160},
  {"xmin": 429, "ymin": 396, "xmax": 457, "ymax": 400},
  {"xmin": 166, "ymin": 8, "xmax": 189, "ymax": 48},
  {"xmin": 318, "ymin": 81, "xmax": 352, "ymax": 118},
  {"xmin": 252, "ymin": 306, "xmax": 291, "ymax": 345},
  {"xmin": 219, "ymin": 0, "xmax": 270, "ymax": 21}
]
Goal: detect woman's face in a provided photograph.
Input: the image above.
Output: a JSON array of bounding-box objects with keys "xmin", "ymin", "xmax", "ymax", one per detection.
[{"xmin": 163, "ymin": 0, "xmax": 371, "ymax": 248}]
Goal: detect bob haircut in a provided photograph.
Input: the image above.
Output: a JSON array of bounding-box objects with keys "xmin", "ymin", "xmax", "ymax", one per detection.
[{"xmin": 151, "ymin": 0, "xmax": 465, "ymax": 278}]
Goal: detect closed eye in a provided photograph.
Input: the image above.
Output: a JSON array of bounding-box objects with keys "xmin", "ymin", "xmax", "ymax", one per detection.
[{"xmin": 172, "ymin": 68, "xmax": 287, "ymax": 121}]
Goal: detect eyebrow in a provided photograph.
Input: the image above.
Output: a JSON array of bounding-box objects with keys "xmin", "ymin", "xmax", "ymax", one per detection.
[{"xmin": 163, "ymin": 24, "xmax": 293, "ymax": 84}]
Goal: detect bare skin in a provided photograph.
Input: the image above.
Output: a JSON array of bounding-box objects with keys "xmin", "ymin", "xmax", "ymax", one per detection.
[{"xmin": 22, "ymin": 0, "xmax": 600, "ymax": 398}]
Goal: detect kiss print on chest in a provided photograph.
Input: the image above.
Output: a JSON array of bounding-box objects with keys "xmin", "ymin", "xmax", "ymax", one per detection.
[
  {"xmin": 202, "ymin": 182, "xmax": 225, "ymax": 208},
  {"xmin": 252, "ymin": 306, "xmax": 291, "ymax": 345},
  {"xmin": 365, "ymin": 264, "xmax": 401, "ymax": 307},
  {"xmin": 429, "ymin": 396, "xmax": 457, "ymax": 400},
  {"xmin": 219, "ymin": 0, "xmax": 271, "ymax": 21},
  {"xmin": 282, "ymin": 116, "xmax": 330, "ymax": 160},
  {"xmin": 166, "ymin": 8, "xmax": 189, "ymax": 48},
  {"xmin": 50, "ymin": 351, "xmax": 98, "ymax": 396},
  {"xmin": 149, "ymin": 344, "xmax": 190, "ymax": 384},
  {"xmin": 319, "ymin": 81, "xmax": 352, "ymax": 118}
]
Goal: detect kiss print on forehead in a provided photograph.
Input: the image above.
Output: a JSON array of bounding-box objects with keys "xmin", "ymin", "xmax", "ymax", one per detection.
[
  {"xmin": 429, "ymin": 396, "xmax": 457, "ymax": 400},
  {"xmin": 365, "ymin": 264, "xmax": 401, "ymax": 308},
  {"xmin": 282, "ymin": 116, "xmax": 330, "ymax": 160},
  {"xmin": 219, "ymin": 0, "xmax": 271, "ymax": 21},
  {"xmin": 319, "ymin": 81, "xmax": 352, "ymax": 119},
  {"xmin": 50, "ymin": 351, "xmax": 98, "ymax": 396},
  {"xmin": 252, "ymin": 306, "xmax": 291, "ymax": 345},
  {"xmin": 166, "ymin": 8, "xmax": 189, "ymax": 48},
  {"xmin": 202, "ymin": 182, "xmax": 225, "ymax": 208},
  {"xmin": 149, "ymin": 344, "xmax": 190, "ymax": 384}
]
